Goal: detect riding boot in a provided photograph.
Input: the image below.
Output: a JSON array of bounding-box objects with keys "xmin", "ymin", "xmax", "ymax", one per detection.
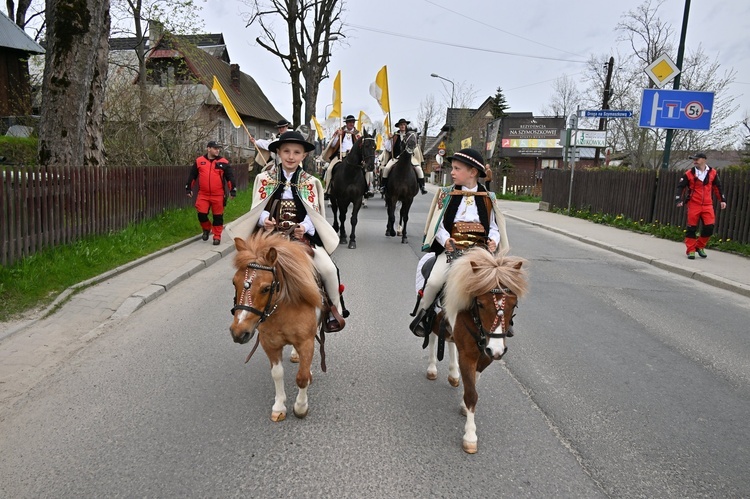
[
  {"xmin": 418, "ymin": 177, "xmax": 427, "ymax": 195},
  {"xmin": 380, "ymin": 177, "xmax": 388, "ymax": 194},
  {"xmin": 409, "ymin": 308, "xmax": 428, "ymax": 337}
]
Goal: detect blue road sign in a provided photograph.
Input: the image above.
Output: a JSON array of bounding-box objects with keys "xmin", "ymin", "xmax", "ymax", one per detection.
[
  {"xmin": 583, "ymin": 110, "xmax": 633, "ymax": 118},
  {"xmin": 639, "ymin": 88, "xmax": 714, "ymax": 130}
]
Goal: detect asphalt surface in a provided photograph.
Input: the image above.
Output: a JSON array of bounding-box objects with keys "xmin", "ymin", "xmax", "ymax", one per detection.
[{"xmin": 1, "ymin": 182, "xmax": 748, "ymax": 411}]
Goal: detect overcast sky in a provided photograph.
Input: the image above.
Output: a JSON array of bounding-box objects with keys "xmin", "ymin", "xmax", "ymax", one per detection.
[{"xmin": 203, "ymin": 0, "xmax": 750, "ymax": 139}]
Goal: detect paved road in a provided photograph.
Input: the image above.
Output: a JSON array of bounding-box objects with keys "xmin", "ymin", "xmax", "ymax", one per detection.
[{"xmin": 1, "ymin": 184, "xmax": 749, "ymax": 497}]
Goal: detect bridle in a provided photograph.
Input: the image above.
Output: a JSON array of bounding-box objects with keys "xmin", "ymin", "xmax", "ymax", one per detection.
[
  {"xmin": 230, "ymin": 262, "xmax": 281, "ymax": 323},
  {"xmin": 358, "ymin": 136, "xmax": 377, "ymax": 170},
  {"xmin": 464, "ymin": 286, "xmax": 516, "ymax": 356}
]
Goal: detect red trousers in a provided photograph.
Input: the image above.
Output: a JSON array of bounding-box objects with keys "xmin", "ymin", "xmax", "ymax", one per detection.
[
  {"xmin": 684, "ymin": 203, "xmax": 715, "ymax": 253},
  {"xmin": 195, "ymin": 193, "xmax": 225, "ymax": 239}
]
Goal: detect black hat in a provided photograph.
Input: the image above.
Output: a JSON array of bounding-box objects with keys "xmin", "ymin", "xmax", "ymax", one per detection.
[
  {"xmin": 394, "ymin": 118, "xmax": 410, "ymax": 127},
  {"xmin": 446, "ymin": 148, "xmax": 487, "ymax": 178},
  {"xmin": 689, "ymin": 152, "xmax": 707, "ymax": 159},
  {"xmin": 275, "ymin": 119, "xmax": 291, "ymax": 128},
  {"xmin": 269, "ymin": 130, "xmax": 315, "ymax": 153},
  {"xmin": 206, "ymin": 140, "xmax": 222, "ymax": 149},
  {"xmin": 344, "ymin": 115, "xmax": 356, "ymax": 122}
]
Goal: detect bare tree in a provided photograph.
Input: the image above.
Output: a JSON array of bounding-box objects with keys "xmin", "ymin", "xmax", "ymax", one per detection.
[
  {"xmin": 542, "ymin": 74, "xmax": 581, "ymax": 118},
  {"xmin": 243, "ymin": 0, "xmax": 344, "ymax": 128},
  {"xmin": 417, "ymin": 94, "xmax": 442, "ymax": 137},
  {"xmin": 38, "ymin": 0, "xmax": 110, "ymax": 167}
]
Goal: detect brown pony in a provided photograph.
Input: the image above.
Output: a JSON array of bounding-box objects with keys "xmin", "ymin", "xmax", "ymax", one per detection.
[
  {"xmin": 229, "ymin": 231, "xmax": 324, "ymax": 421},
  {"xmin": 425, "ymin": 247, "xmax": 528, "ymax": 453}
]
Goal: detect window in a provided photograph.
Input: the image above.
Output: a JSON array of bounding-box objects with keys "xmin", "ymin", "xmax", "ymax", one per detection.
[{"xmin": 218, "ymin": 119, "xmax": 226, "ymax": 144}]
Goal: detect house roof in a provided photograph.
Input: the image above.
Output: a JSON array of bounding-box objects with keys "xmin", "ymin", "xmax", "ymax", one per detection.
[
  {"xmin": 150, "ymin": 34, "xmax": 284, "ymax": 125},
  {"xmin": 0, "ymin": 11, "xmax": 44, "ymax": 54}
]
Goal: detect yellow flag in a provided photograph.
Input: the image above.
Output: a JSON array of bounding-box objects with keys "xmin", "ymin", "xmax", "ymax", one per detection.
[
  {"xmin": 369, "ymin": 65, "xmax": 390, "ymax": 116},
  {"xmin": 383, "ymin": 114, "xmax": 391, "ymax": 138},
  {"xmin": 461, "ymin": 137, "xmax": 473, "ymax": 148},
  {"xmin": 212, "ymin": 76, "xmax": 243, "ymax": 128},
  {"xmin": 311, "ymin": 115, "xmax": 325, "ymax": 140},
  {"xmin": 358, "ymin": 111, "xmax": 372, "ymax": 129},
  {"xmin": 376, "ymin": 132, "xmax": 383, "ymax": 151},
  {"xmin": 328, "ymin": 71, "xmax": 342, "ymax": 119}
]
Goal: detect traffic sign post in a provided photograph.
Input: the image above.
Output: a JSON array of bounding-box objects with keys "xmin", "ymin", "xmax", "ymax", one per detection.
[{"xmin": 639, "ymin": 88, "xmax": 714, "ymax": 130}]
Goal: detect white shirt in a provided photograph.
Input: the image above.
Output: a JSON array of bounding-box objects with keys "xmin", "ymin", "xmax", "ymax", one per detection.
[
  {"xmin": 694, "ymin": 166, "xmax": 709, "ymax": 182},
  {"xmin": 435, "ymin": 185, "xmax": 500, "ymax": 248},
  {"xmin": 330, "ymin": 128, "xmax": 357, "ymax": 154},
  {"xmin": 258, "ymin": 168, "xmax": 315, "ymax": 235}
]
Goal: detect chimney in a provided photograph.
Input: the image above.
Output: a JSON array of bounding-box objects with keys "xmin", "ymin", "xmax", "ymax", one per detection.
[
  {"xmin": 230, "ymin": 64, "xmax": 240, "ymax": 91},
  {"xmin": 148, "ymin": 20, "xmax": 163, "ymax": 50}
]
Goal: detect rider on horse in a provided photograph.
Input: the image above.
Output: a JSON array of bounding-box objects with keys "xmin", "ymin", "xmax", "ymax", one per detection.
[
  {"xmin": 246, "ymin": 131, "xmax": 347, "ymax": 332},
  {"xmin": 249, "ymin": 119, "xmax": 292, "ymax": 171},
  {"xmin": 380, "ymin": 118, "xmax": 427, "ymax": 195},
  {"xmin": 410, "ymin": 148, "xmax": 509, "ymax": 337},
  {"xmin": 322, "ymin": 115, "xmax": 374, "ymax": 200}
]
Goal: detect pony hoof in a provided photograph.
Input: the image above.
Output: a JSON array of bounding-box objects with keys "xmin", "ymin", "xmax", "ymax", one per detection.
[
  {"xmin": 294, "ymin": 407, "xmax": 309, "ymax": 419},
  {"xmin": 462, "ymin": 440, "xmax": 478, "ymax": 454},
  {"xmin": 448, "ymin": 376, "xmax": 460, "ymax": 387},
  {"xmin": 271, "ymin": 411, "xmax": 286, "ymax": 422},
  {"xmin": 289, "ymin": 352, "xmax": 300, "ymax": 363},
  {"xmin": 426, "ymin": 371, "xmax": 437, "ymax": 381},
  {"xmin": 348, "ymin": 240, "xmax": 357, "ymax": 249}
]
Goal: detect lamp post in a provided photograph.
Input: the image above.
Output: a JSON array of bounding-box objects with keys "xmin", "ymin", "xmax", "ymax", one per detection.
[{"xmin": 431, "ymin": 73, "xmax": 455, "ymax": 109}]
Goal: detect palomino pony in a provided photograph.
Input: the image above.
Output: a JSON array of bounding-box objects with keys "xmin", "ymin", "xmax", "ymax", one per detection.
[
  {"xmin": 229, "ymin": 231, "xmax": 326, "ymax": 422},
  {"xmin": 329, "ymin": 128, "xmax": 376, "ymax": 249},
  {"xmin": 424, "ymin": 247, "xmax": 528, "ymax": 453},
  {"xmin": 384, "ymin": 130, "xmax": 419, "ymax": 243}
]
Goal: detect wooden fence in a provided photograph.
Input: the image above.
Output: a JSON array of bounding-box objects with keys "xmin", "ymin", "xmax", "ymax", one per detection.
[
  {"xmin": 541, "ymin": 168, "xmax": 750, "ymax": 245},
  {"xmin": 1, "ymin": 164, "xmax": 248, "ymax": 266}
]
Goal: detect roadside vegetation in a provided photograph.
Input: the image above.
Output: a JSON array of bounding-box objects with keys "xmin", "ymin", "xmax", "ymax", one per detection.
[{"xmin": 0, "ymin": 189, "xmax": 252, "ymax": 322}]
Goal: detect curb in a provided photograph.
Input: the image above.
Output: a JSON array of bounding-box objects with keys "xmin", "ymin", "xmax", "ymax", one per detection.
[{"xmin": 504, "ymin": 212, "xmax": 750, "ymax": 299}]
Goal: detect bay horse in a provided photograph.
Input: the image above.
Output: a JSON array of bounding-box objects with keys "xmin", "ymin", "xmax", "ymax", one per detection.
[
  {"xmin": 329, "ymin": 128, "xmax": 376, "ymax": 249},
  {"xmin": 423, "ymin": 247, "xmax": 528, "ymax": 453},
  {"xmin": 229, "ymin": 231, "xmax": 326, "ymax": 422},
  {"xmin": 384, "ymin": 130, "xmax": 419, "ymax": 244}
]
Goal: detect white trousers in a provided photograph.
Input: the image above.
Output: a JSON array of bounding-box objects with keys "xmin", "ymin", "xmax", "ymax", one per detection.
[{"xmin": 312, "ymin": 245, "xmax": 341, "ymax": 312}]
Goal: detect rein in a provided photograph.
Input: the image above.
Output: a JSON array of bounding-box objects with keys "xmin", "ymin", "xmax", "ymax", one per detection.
[
  {"xmin": 231, "ymin": 262, "xmax": 280, "ymax": 323},
  {"xmin": 464, "ymin": 287, "xmax": 515, "ymax": 356}
]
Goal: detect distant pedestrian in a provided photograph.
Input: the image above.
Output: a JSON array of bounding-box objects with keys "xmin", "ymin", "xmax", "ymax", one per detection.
[
  {"xmin": 675, "ymin": 152, "xmax": 727, "ymax": 259},
  {"xmin": 484, "ymin": 163, "xmax": 493, "ymax": 192},
  {"xmin": 185, "ymin": 141, "xmax": 237, "ymax": 245}
]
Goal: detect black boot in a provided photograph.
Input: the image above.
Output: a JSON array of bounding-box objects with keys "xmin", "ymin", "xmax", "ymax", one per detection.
[
  {"xmin": 380, "ymin": 177, "xmax": 388, "ymax": 194},
  {"xmin": 418, "ymin": 177, "xmax": 427, "ymax": 195},
  {"xmin": 409, "ymin": 309, "xmax": 428, "ymax": 337}
]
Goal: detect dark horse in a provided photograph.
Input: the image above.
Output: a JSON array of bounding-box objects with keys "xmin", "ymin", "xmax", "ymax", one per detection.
[
  {"xmin": 385, "ymin": 130, "xmax": 419, "ymax": 244},
  {"xmin": 329, "ymin": 128, "xmax": 376, "ymax": 249}
]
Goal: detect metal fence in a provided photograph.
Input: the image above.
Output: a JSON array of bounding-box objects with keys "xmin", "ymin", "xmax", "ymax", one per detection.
[
  {"xmin": 1, "ymin": 164, "xmax": 249, "ymax": 266},
  {"xmin": 541, "ymin": 168, "xmax": 750, "ymax": 245}
]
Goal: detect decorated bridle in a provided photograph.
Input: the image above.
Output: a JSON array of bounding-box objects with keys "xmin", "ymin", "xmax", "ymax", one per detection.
[
  {"xmin": 465, "ymin": 286, "xmax": 516, "ymax": 356},
  {"xmin": 230, "ymin": 262, "xmax": 281, "ymax": 323},
  {"xmin": 357, "ymin": 136, "xmax": 377, "ymax": 169}
]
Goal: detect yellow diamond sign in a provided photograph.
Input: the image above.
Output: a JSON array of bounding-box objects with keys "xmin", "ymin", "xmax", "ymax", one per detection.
[{"xmin": 645, "ymin": 54, "xmax": 680, "ymax": 88}]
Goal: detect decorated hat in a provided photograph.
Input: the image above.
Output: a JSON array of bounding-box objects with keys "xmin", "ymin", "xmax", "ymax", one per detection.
[
  {"xmin": 206, "ymin": 140, "xmax": 222, "ymax": 149},
  {"xmin": 688, "ymin": 152, "xmax": 707, "ymax": 159},
  {"xmin": 269, "ymin": 130, "xmax": 315, "ymax": 153},
  {"xmin": 446, "ymin": 148, "xmax": 486, "ymax": 178},
  {"xmin": 394, "ymin": 118, "xmax": 410, "ymax": 127},
  {"xmin": 344, "ymin": 114, "xmax": 356, "ymax": 122},
  {"xmin": 275, "ymin": 119, "xmax": 292, "ymax": 128}
]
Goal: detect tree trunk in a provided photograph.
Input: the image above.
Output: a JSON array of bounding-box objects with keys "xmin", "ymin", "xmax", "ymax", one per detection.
[{"xmin": 38, "ymin": 0, "xmax": 111, "ymax": 167}]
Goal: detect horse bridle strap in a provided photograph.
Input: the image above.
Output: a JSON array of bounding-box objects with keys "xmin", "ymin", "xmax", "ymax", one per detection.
[
  {"xmin": 231, "ymin": 263, "xmax": 279, "ymax": 322},
  {"xmin": 466, "ymin": 287, "xmax": 515, "ymax": 355}
]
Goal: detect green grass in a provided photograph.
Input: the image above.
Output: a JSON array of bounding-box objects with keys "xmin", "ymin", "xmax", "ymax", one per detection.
[
  {"xmin": 0, "ymin": 188, "xmax": 252, "ymax": 321},
  {"xmin": 556, "ymin": 207, "xmax": 750, "ymax": 258},
  {"xmin": 494, "ymin": 192, "xmax": 541, "ymax": 203}
]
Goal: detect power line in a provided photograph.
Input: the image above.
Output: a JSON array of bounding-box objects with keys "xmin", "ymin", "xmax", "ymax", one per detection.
[
  {"xmin": 422, "ymin": 0, "xmax": 586, "ymax": 58},
  {"xmin": 347, "ymin": 24, "xmax": 588, "ymax": 64}
]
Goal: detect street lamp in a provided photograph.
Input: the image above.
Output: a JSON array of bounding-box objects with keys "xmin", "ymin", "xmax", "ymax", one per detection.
[{"xmin": 431, "ymin": 73, "xmax": 455, "ymax": 109}]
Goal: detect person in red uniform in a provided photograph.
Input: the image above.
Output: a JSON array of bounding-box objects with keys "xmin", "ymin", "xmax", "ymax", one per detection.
[
  {"xmin": 185, "ymin": 141, "xmax": 237, "ymax": 245},
  {"xmin": 675, "ymin": 152, "xmax": 727, "ymax": 259}
]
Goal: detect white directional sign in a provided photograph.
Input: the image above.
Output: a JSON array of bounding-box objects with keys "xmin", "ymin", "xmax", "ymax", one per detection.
[{"xmin": 573, "ymin": 130, "xmax": 607, "ymax": 147}]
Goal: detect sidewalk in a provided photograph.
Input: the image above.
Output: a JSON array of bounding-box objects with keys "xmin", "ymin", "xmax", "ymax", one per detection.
[{"xmin": 1, "ymin": 196, "xmax": 748, "ymax": 411}]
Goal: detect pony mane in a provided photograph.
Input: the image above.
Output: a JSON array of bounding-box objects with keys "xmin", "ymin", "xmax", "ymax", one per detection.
[
  {"xmin": 234, "ymin": 231, "xmax": 321, "ymax": 308},
  {"xmin": 443, "ymin": 248, "xmax": 528, "ymax": 319}
]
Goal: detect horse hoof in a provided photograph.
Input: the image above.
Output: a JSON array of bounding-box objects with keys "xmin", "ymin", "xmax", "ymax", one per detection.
[
  {"xmin": 271, "ymin": 411, "xmax": 286, "ymax": 422},
  {"xmin": 401, "ymin": 237, "xmax": 408, "ymax": 244},
  {"xmin": 385, "ymin": 230, "xmax": 395, "ymax": 237},
  {"xmin": 290, "ymin": 352, "xmax": 300, "ymax": 363},
  {"xmin": 426, "ymin": 371, "xmax": 437, "ymax": 381},
  {"xmin": 462, "ymin": 440, "xmax": 478, "ymax": 454},
  {"xmin": 448, "ymin": 376, "xmax": 460, "ymax": 387},
  {"xmin": 339, "ymin": 237, "xmax": 347, "ymax": 245},
  {"xmin": 294, "ymin": 407, "xmax": 309, "ymax": 419},
  {"xmin": 348, "ymin": 240, "xmax": 357, "ymax": 249}
]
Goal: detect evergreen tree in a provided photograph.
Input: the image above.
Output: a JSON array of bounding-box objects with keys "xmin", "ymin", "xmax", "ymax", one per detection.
[{"xmin": 491, "ymin": 87, "xmax": 509, "ymax": 119}]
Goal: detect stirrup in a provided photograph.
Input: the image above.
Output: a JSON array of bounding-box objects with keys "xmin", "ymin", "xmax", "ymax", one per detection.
[{"xmin": 409, "ymin": 309, "xmax": 428, "ymax": 337}]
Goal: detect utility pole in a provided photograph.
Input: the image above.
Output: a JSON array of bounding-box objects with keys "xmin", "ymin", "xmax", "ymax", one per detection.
[
  {"xmin": 661, "ymin": 0, "xmax": 691, "ymax": 169},
  {"xmin": 594, "ymin": 56, "xmax": 614, "ymax": 166}
]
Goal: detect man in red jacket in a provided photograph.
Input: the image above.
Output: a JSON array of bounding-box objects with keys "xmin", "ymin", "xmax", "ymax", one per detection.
[
  {"xmin": 186, "ymin": 141, "xmax": 237, "ymax": 245},
  {"xmin": 675, "ymin": 152, "xmax": 727, "ymax": 259}
]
